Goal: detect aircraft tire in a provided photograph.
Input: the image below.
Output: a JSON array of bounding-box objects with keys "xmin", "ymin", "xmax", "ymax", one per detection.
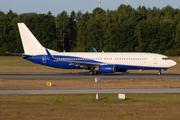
[
  {"xmin": 89, "ymin": 71, "xmax": 94, "ymax": 75},
  {"xmin": 158, "ymin": 72, "xmax": 161, "ymax": 75}
]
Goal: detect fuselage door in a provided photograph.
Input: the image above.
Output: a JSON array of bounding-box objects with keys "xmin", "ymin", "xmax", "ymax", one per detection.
[
  {"xmin": 42, "ymin": 55, "xmax": 46, "ymax": 64},
  {"xmin": 153, "ymin": 56, "xmax": 158, "ymax": 64}
]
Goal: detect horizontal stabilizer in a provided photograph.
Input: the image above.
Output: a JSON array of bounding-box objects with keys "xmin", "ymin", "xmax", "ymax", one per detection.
[{"xmin": 6, "ymin": 52, "xmax": 34, "ymax": 57}]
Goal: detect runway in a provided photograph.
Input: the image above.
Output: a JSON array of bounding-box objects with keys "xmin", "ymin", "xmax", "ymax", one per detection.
[
  {"xmin": 1, "ymin": 88, "xmax": 180, "ymax": 94},
  {"xmin": 0, "ymin": 73, "xmax": 180, "ymax": 80}
]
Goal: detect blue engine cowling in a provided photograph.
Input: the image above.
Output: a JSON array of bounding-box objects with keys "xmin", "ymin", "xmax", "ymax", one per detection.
[{"xmin": 99, "ymin": 65, "xmax": 116, "ymax": 73}]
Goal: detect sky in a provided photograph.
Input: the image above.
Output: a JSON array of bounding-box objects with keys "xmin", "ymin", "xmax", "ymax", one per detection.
[{"xmin": 0, "ymin": 0, "xmax": 180, "ymax": 16}]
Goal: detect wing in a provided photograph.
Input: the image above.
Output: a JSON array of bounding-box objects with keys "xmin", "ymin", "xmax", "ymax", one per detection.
[{"xmin": 45, "ymin": 49, "xmax": 100, "ymax": 68}]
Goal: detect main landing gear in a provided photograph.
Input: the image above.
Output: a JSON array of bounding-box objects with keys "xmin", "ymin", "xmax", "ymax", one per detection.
[
  {"xmin": 89, "ymin": 70, "xmax": 100, "ymax": 75},
  {"xmin": 89, "ymin": 71, "xmax": 94, "ymax": 75}
]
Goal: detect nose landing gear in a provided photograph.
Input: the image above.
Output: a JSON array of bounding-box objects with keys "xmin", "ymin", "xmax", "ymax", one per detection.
[
  {"xmin": 158, "ymin": 72, "xmax": 161, "ymax": 75},
  {"xmin": 158, "ymin": 69, "xmax": 167, "ymax": 75}
]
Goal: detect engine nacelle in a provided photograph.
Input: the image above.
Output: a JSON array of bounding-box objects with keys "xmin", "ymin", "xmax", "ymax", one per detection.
[
  {"xmin": 99, "ymin": 65, "xmax": 116, "ymax": 73},
  {"xmin": 116, "ymin": 68, "xmax": 127, "ymax": 72}
]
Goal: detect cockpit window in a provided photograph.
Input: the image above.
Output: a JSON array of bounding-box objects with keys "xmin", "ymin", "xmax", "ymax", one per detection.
[{"xmin": 162, "ymin": 58, "xmax": 170, "ymax": 60}]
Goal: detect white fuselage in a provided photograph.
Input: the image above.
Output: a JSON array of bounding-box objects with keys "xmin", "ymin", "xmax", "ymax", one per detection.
[{"xmin": 42, "ymin": 50, "xmax": 176, "ymax": 69}]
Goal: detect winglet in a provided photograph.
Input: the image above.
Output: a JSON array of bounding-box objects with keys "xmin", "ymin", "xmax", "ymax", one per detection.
[
  {"xmin": 92, "ymin": 47, "xmax": 97, "ymax": 52},
  {"xmin": 45, "ymin": 49, "xmax": 56, "ymax": 60}
]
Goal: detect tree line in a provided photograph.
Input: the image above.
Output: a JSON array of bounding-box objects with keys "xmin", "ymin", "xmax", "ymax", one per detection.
[{"xmin": 0, "ymin": 4, "xmax": 180, "ymax": 56}]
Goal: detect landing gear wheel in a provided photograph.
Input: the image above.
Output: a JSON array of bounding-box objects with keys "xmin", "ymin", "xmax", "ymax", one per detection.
[
  {"xmin": 89, "ymin": 71, "xmax": 94, "ymax": 75},
  {"xmin": 158, "ymin": 72, "xmax": 161, "ymax": 75}
]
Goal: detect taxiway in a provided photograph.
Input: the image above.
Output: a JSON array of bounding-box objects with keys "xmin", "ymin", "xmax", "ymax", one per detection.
[{"xmin": 0, "ymin": 88, "xmax": 180, "ymax": 94}]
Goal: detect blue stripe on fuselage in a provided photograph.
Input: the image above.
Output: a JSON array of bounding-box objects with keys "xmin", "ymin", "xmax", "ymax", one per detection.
[
  {"xmin": 23, "ymin": 55, "xmax": 102, "ymax": 69},
  {"xmin": 115, "ymin": 64, "xmax": 166, "ymax": 70}
]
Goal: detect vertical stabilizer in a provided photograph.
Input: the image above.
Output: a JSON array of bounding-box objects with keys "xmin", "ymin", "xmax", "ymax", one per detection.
[{"xmin": 18, "ymin": 23, "xmax": 45, "ymax": 54}]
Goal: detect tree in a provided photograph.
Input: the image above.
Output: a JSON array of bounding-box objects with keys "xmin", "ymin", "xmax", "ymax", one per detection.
[
  {"xmin": 69, "ymin": 11, "xmax": 77, "ymax": 50},
  {"xmin": 171, "ymin": 20, "xmax": 180, "ymax": 55},
  {"xmin": 56, "ymin": 11, "xmax": 71, "ymax": 52}
]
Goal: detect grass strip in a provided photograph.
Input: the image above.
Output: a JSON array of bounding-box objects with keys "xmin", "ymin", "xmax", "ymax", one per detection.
[
  {"xmin": 0, "ymin": 93, "xmax": 180, "ymax": 120},
  {"xmin": 1, "ymin": 79, "xmax": 180, "ymax": 90}
]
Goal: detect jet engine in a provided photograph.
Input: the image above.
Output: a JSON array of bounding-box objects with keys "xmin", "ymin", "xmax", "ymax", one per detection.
[{"xmin": 99, "ymin": 65, "xmax": 116, "ymax": 73}]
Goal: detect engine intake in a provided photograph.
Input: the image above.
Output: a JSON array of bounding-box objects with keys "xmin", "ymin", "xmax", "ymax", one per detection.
[
  {"xmin": 116, "ymin": 68, "xmax": 127, "ymax": 72},
  {"xmin": 99, "ymin": 65, "xmax": 116, "ymax": 73}
]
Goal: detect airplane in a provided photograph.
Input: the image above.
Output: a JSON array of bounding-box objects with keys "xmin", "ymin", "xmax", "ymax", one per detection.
[{"xmin": 9, "ymin": 23, "xmax": 177, "ymax": 75}]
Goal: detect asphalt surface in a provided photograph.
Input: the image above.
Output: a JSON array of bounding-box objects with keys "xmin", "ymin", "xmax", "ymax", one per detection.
[
  {"xmin": 0, "ymin": 89, "xmax": 180, "ymax": 94},
  {"xmin": 1, "ymin": 73, "xmax": 180, "ymax": 94},
  {"xmin": 0, "ymin": 73, "xmax": 180, "ymax": 80}
]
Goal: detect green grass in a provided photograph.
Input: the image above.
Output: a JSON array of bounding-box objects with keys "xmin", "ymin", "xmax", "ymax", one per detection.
[
  {"xmin": 0, "ymin": 93, "xmax": 180, "ymax": 120},
  {"xmin": 1, "ymin": 93, "xmax": 180, "ymax": 104}
]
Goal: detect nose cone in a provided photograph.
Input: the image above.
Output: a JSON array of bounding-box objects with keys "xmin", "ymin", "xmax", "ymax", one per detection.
[{"xmin": 171, "ymin": 60, "xmax": 177, "ymax": 67}]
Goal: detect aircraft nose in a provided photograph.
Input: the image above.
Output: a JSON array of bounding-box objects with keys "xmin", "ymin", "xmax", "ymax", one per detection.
[{"xmin": 171, "ymin": 60, "xmax": 177, "ymax": 67}]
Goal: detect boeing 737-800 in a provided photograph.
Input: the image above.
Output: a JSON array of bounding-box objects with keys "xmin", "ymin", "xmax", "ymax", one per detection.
[{"xmin": 10, "ymin": 23, "xmax": 177, "ymax": 75}]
